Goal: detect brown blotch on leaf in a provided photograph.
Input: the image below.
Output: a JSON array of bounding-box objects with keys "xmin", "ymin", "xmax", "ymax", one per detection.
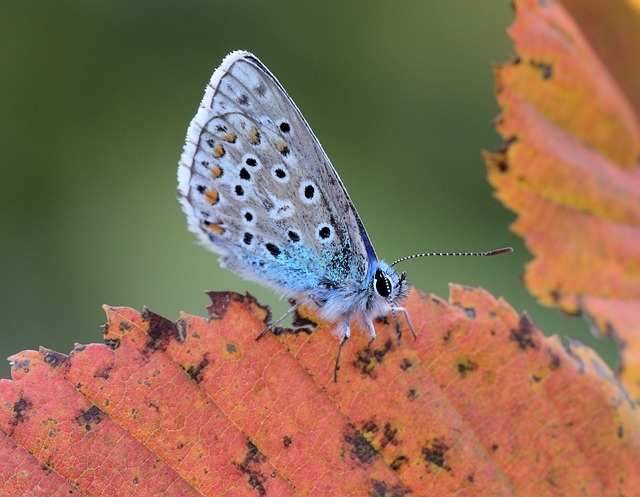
[
  {"xmin": 381, "ymin": 423, "xmax": 399, "ymax": 448},
  {"xmin": 75, "ymin": 405, "xmax": 104, "ymax": 431},
  {"xmin": 143, "ymin": 308, "xmax": 180, "ymax": 352},
  {"xmin": 352, "ymin": 339, "xmax": 394, "ymax": 378},
  {"xmin": 119, "ymin": 321, "xmax": 134, "ymax": 332},
  {"xmin": 93, "ymin": 363, "xmax": 113, "ymax": 380},
  {"xmin": 407, "ymin": 388, "xmax": 418, "ymax": 401},
  {"xmin": 283, "ymin": 436, "xmax": 293, "ymax": 448},
  {"xmin": 206, "ymin": 291, "xmax": 265, "ymax": 322},
  {"xmin": 369, "ymin": 480, "xmax": 412, "ymax": 497},
  {"xmin": 529, "ymin": 59, "xmax": 554, "ymax": 79},
  {"xmin": 186, "ymin": 355, "xmax": 210, "ymax": 384},
  {"xmin": 42, "ymin": 349, "xmax": 69, "ymax": 368},
  {"xmin": 547, "ymin": 348, "xmax": 561, "ymax": 370},
  {"xmin": 10, "ymin": 397, "xmax": 32, "ymax": 426},
  {"xmin": 399, "ymin": 358, "xmax": 412, "ymax": 371},
  {"xmin": 343, "ymin": 424, "xmax": 379, "ymax": 466},
  {"xmin": 422, "ymin": 438, "xmax": 451, "ymax": 471},
  {"xmin": 509, "ymin": 314, "xmax": 539, "ymax": 350},
  {"xmin": 104, "ymin": 338, "xmax": 121, "ymax": 350},
  {"xmin": 235, "ymin": 441, "xmax": 267, "ymax": 496},
  {"xmin": 456, "ymin": 358, "xmax": 478, "ymax": 378},
  {"xmin": 461, "ymin": 306, "xmax": 476, "ymax": 319},
  {"xmin": 390, "ymin": 455, "xmax": 409, "ymax": 471}
]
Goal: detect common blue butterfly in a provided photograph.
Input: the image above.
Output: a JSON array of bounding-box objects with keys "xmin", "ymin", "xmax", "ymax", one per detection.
[{"xmin": 177, "ymin": 51, "xmax": 511, "ymax": 379}]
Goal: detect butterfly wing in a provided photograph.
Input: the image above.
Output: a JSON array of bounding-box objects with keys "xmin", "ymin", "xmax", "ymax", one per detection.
[{"xmin": 178, "ymin": 51, "xmax": 377, "ymax": 295}]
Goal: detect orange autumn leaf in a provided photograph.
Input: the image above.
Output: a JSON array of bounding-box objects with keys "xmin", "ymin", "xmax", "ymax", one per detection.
[
  {"xmin": 1, "ymin": 287, "xmax": 639, "ymax": 496},
  {"xmin": 484, "ymin": 0, "xmax": 640, "ymax": 398}
]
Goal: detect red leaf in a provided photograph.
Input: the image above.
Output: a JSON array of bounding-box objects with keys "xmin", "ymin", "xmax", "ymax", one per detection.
[
  {"xmin": 1, "ymin": 288, "xmax": 638, "ymax": 496},
  {"xmin": 484, "ymin": 0, "xmax": 640, "ymax": 398}
]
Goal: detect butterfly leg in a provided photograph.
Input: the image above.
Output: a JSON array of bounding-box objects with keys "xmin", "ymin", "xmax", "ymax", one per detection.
[
  {"xmin": 365, "ymin": 318, "xmax": 377, "ymax": 347},
  {"xmin": 334, "ymin": 320, "xmax": 351, "ymax": 382},
  {"xmin": 256, "ymin": 301, "xmax": 300, "ymax": 340},
  {"xmin": 392, "ymin": 306, "xmax": 417, "ymax": 340}
]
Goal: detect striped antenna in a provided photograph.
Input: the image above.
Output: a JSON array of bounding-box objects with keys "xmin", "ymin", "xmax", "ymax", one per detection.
[{"xmin": 390, "ymin": 247, "xmax": 513, "ymax": 267}]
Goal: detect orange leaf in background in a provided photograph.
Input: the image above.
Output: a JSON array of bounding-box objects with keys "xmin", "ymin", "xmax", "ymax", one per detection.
[
  {"xmin": 1, "ymin": 288, "xmax": 639, "ymax": 496},
  {"xmin": 484, "ymin": 0, "xmax": 640, "ymax": 398}
]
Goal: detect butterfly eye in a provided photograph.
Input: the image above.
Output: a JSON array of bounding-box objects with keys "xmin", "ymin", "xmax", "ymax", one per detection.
[{"xmin": 374, "ymin": 268, "xmax": 391, "ymax": 298}]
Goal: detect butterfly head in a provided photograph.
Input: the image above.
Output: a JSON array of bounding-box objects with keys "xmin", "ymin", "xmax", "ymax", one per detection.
[{"xmin": 370, "ymin": 262, "xmax": 410, "ymax": 310}]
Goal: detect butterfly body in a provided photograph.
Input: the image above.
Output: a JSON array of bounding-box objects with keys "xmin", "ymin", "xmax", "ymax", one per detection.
[{"xmin": 178, "ymin": 50, "xmax": 410, "ymax": 343}]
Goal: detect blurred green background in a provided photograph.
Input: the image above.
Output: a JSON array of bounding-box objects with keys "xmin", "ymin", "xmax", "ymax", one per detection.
[{"xmin": 0, "ymin": 1, "xmax": 616, "ymax": 378}]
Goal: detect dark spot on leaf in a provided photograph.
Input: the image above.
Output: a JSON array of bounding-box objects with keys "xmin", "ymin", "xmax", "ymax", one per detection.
[
  {"xmin": 457, "ymin": 359, "xmax": 478, "ymax": 377},
  {"xmin": 548, "ymin": 349, "xmax": 561, "ymax": 370},
  {"xmin": 235, "ymin": 441, "xmax": 267, "ymax": 496},
  {"xmin": 422, "ymin": 438, "xmax": 451, "ymax": 471},
  {"xmin": 400, "ymin": 358, "xmax": 412, "ymax": 371},
  {"xmin": 283, "ymin": 436, "xmax": 293, "ymax": 448},
  {"xmin": 532, "ymin": 374, "xmax": 542, "ymax": 382},
  {"xmin": 442, "ymin": 329, "xmax": 452, "ymax": 342},
  {"xmin": 462, "ymin": 306, "xmax": 476, "ymax": 319},
  {"xmin": 143, "ymin": 308, "xmax": 179, "ymax": 352},
  {"xmin": 381, "ymin": 423, "xmax": 398, "ymax": 448},
  {"xmin": 390, "ymin": 455, "xmax": 409, "ymax": 471},
  {"xmin": 490, "ymin": 443, "xmax": 499, "ymax": 452},
  {"xmin": 104, "ymin": 338, "xmax": 121, "ymax": 350},
  {"xmin": 119, "ymin": 321, "xmax": 134, "ymax": 331},
  {"xmin": 353, "ymin": 339, "xmax": 393, "ymax": 378},
  {"xmin": 510, "ymin": 314, "xmax": 538, "ymax": 350},
  {"xmin": 618, "ymin": 424, "xmax": 624, "ymax": 439},
  {"xmin": 10, "ymin": 397, "xmax": 31, "ymax": 426},
  {"xmin": 376, "ymin": 315, "xmax": 390, "ymax": 325},
  {"xmin": 369, "ymin": 480, "xmax": 412, "ymax": 497},
  {"xmin": 186, "ymin": 355, "xmax": 210, "ymax": 384},
  {"xmin": 75, "ymin": 405, "xmax": 104, "ymax": 431},
  {"xmin": 43, "ymin": 350, "xmax": 68, "ymax": 368},
  {"xmin": 362, "ymin": 420, "xmax": 378, "ymax": 437},
  {"xmin": 407, "ymin": 388, "xmax": 418, "ymax": 401},
  {"xmin": 343, "ymin": 424, "xmax": 379, "ymax": 465},
  {"xmin": 466, "ymin": 473, "xmax": 475, "ymax": 483},
  {"xmin": 94, "ymin": 364, "xmax": 113, "ymax": 380},
  {"xmin": 529, "ymin": 59, "xmax": 553, "ymax": 79},
  {"xmin": 206, "ymin": 292, "xmax": 264, "ymax": 321}
]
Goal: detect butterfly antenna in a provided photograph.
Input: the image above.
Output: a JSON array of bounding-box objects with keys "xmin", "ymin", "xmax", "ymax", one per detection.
[{"xmin": 390, "ymin": 247, "xmax": 513, "ymax": 267}]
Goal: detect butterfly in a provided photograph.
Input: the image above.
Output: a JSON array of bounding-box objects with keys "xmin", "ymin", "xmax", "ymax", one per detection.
[{"xmin": 177, "ymin": 50, "xmax": 511, "ymax": 380}]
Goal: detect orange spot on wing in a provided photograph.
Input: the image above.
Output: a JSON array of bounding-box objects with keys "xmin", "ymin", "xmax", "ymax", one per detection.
[
  {"xmin": 213, "ymin": 145, "xmax": 225, "ymax": 158},
  {"xmin": 247, "ymin": 127, "xmax": 261, "ymax": 145},
  {"xmin": 210, "ymin": 165, "xmax": 223, "ymax": 178},
  {"xmin": 205, "ymin": 189, "xmax": 219, "ymax": 205},
  {"xmin": 221, "ymin": 133, "xmax": 237, "ymax": 144},
  {"xmin": 205, "ymin": 222, "xmax": 224, "ymax": 235}
]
